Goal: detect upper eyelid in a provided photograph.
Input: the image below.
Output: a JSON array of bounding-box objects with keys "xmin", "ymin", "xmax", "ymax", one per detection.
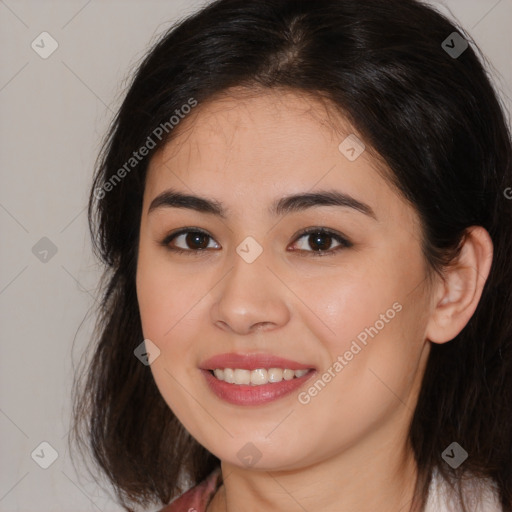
[
  {"xmin": 166, "ymin": 228, "xmax": 220, "ymax": 248},
  {"xmin": 164, "ymin": 227, "xmax": 351, "ymax": 250}
]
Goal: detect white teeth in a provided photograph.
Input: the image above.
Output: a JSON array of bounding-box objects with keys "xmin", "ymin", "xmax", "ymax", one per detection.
[
  {"xmin": 283, "ymin": 369, "xmax": 295, "ymax": 380},
  {"xmin": 233, "ymin": 369, "xmax": 251, "ymax": 385},
  {"xmin": 223, "ymin": 368, "xmax": 234, "ymax": 383},
  {"xmin": 268, "ymin": 368, "xmax": 283, "ymax": 382},
  {"xmin": 250, "ymin": 368, "xmax": 267, "ymax": 385},
  {"xmin": 211, "ymin": 367, "xmax": 311, "ymax": 385}
]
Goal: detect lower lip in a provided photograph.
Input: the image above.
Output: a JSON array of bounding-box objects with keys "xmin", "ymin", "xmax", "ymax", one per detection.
[{"xmin": 201, "ymin": 369, "xmax": 316, "ymax": 406}]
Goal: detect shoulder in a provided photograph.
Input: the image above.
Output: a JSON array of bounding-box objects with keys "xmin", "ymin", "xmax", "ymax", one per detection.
[
  {"xmin": 424, "ymin": 468, "xmax": 502, "ymax": 512},
  {"xmin": 157, "ymin": 467, "xmax": 222, "ymax": 512}
]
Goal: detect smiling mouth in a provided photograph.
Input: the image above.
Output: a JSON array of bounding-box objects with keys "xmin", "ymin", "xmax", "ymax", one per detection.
[{"xmin": 209, "ymin": 368, "xmax": 313, "ymax": 386}]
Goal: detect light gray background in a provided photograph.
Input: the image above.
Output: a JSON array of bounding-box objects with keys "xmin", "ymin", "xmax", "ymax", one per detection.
[{"xmin": 0, "ymin": 1, "xmax": 510, "ymax": 510}]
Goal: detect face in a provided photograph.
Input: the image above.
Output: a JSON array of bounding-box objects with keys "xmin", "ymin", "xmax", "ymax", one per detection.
[{"xmin": 136, "ymin": 88, "xmax": 433, "ymax": 471}]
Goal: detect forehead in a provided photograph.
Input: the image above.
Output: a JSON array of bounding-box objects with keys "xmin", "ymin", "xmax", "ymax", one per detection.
[{"xmin": 144, "ymin": 87, "xmax": 405, "ymax": 222}]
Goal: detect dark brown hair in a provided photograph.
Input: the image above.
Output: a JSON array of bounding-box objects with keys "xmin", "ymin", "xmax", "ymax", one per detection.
[{"xmin": 70, "ymin": 0, "xmax": 512, "ymax": 510}]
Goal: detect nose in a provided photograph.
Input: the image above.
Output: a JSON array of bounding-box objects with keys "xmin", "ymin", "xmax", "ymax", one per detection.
[{"xmin": 210, "ymin": 251, "xmax": 291, "ymax": 335}]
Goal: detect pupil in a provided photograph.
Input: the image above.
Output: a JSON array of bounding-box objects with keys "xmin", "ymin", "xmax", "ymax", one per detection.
[
  {"xmin": 310, "ymin": 233, "xmax": 331, "ymax": 251},
  {"xmin": 187, "ymin": 232, "xmax": 208, "ymax": 249}
]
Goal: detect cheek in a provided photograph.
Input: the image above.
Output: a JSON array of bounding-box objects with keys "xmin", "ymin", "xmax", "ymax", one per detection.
[
  {"xmin": 298, "ymin": 264, "xmax": 405, "ymax": 355},
  {"xmin": 136, "ymin": 248, "xmax": 202, "ymax": 343},
  {"xmin": 136, "ymin": 261, "xmax": 175, "ymax": 340},
  {"xmin": 311, "ymin": 279, "xmax": 428, "ymax": 412},
  {"xmin": 136, "ymin": 254, "xmax": 204, "ymax": 417},
  {"xmin": 304, "ymin": 253, "xmax": 428, "ymax": 390},
  {"xmin": 297, "ymin": 304, "xmax": 426, "ymax": 449}
]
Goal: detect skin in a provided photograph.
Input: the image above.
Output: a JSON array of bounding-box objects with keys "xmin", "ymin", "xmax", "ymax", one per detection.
[{"xmin": 135, "ymin": 87, "xmax": 493, "ymax": 512}]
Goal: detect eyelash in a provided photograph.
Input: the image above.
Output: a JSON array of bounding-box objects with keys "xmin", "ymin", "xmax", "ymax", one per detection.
[{"xmin": 160, "ymin": 226, "xmax": 352, "ymax": 257}]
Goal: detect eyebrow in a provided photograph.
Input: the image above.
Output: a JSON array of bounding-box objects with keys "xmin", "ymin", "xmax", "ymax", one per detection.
[{"xmin": 148, "ymin": 188, "xmax": 377, "ymax": 220}]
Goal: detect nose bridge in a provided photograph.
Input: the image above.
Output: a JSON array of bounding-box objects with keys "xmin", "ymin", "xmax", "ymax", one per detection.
[
  {"xmin": 228, "ymin": 240, "xmax": 268, "ymax": 293},
  {"xmin": 210, "ymin": 240, "xmax": 290, "ymax": 334}
]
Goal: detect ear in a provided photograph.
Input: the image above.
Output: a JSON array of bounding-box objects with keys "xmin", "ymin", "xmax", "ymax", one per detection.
[{"xmin": 426, "ymin": 226, "xmax": 493, "ymax": 344}]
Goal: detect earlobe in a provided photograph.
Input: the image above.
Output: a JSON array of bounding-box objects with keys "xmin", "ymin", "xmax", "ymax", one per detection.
[{"xmin": 426, "ymin": 226, "xmax": 493, "ymax": 344}]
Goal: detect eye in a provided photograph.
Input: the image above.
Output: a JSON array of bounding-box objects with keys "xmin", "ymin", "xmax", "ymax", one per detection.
[
  {"xmin": 289, "ymin": 227, "xmax": 352, "ymax": 256},
  {"xmin": 160, "ymin": 226, "xmax": 352, "ymax": 256},
  {"xmin": 161, "ymin": 228, "xmax": 220, "ymax": 254}
]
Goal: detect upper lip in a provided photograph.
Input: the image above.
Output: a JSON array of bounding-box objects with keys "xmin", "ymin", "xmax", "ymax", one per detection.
[{"xmin": 200, "ymin": 353, "xmax": 315, "ymax": 371}]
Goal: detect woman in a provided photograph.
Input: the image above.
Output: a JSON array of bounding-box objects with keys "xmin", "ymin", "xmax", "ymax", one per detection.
[{"xmin": 70, "ymin": 1, "xmax": 512, "ymax": 511}]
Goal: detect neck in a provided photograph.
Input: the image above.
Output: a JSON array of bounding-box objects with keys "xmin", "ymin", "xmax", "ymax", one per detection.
[{"xmin": 208, "ymin": 431, "xmax": 420, "ymax": 512}]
